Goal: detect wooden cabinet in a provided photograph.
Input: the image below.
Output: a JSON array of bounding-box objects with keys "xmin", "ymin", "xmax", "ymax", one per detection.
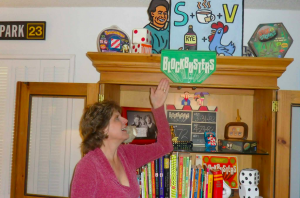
[{"xmin": 87, "ymin": 52, "xmax": 295, "ymax": 198}]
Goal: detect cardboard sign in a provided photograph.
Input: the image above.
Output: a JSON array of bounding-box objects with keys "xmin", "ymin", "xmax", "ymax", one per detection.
[
  {"xmin": 161, "ymin": 50, "xmax": 216, "ymax": 84},
  {"xmin": 169, "ymin": 0, "xmax": 243, "ymax": 56},
  {"xmin": 0, "ymin": 21, "xmax": 46, "ymax": 40},
  {"xmin": 196, "ymin": 155, "xmax": 239, "ymax": 189}
]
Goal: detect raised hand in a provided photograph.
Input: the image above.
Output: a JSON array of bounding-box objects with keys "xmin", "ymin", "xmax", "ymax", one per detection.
[{"xmin": 150, "ymin": 78, "xmax": 170, "ymax": 109}]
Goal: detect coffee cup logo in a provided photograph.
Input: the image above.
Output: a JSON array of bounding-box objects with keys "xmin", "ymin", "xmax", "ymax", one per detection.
[{"xmin": 196, "ymin": 9, "xmax": 215, "ymax": 24}]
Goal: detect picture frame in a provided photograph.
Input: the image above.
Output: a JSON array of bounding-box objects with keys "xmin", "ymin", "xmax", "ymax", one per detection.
[{"xmin": 121, "ymin": 107, "xmax": 157, "ymax": 145}]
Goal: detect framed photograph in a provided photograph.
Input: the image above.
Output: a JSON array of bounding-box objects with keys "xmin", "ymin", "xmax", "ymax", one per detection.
[{"xmin": 121, "ymin": 107, "xmax": 157, "ymax": 145}]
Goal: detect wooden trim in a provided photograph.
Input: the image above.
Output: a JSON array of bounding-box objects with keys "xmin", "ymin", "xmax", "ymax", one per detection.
[
  {"xmin": 100, "ymin": 84, "xmax": 121, "ymax": 105},
  {"xmin": 99, "ymin": 72, "xmax": 278, "ymax": 89},
  {"xmin": 86, "ymin": 83, "xmax": 100, "ymax": 105},
  {"xmin": 121, "ymin": 85, "xmax": 255, "ymax": 95},
  {"xmin": 87, "ymin": 52, "xmax": 293, "ymax": 89},
  {"xmin": 10, "ymin": 82, "xmax": 99, "ymax": 198},
  {"xmin": 10, "ymin": 82, "xmax": 24, "ymax": 198},
  {"xmin": 252, "ymin": 90, "xmax": 276, "ymax": 198},
  {"xmin": 275, "ymin": 91, "xmax": 300, "ymax": 198},
  {"xmin": 27, "ymin": 82, "xmax": 88, "ymax": 95},
  {"xmin": 10, "ymin": 82, "xmax": 30, "ymax": 198}
]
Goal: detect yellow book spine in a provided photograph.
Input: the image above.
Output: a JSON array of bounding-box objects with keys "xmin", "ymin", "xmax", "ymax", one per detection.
[{"xmin": 208, "ymin": 172, "xmax": 213, "ymax": 198}]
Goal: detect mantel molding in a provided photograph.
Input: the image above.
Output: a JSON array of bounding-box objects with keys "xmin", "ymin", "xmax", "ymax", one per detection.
[{"xmin": 87, "ymin": 52, "xmax": 294, "ymax": 89}]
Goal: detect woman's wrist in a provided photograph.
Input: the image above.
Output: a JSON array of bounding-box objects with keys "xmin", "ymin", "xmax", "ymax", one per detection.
[{"xmin": 152, "ymin": 104, "xmax": 163, "ymax": 109}]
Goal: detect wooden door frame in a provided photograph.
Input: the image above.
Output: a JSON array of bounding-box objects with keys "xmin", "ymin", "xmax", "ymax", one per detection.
[
  {"xmin": 275, "ymin": 90, "xmax": 300, "ymax": 198},
  {"xmin": 252, "ymin": 89, "xmax": 277, "ymax": 198},
  {"xmin": 10, "ymin": 82, "xmax": 99, "ymax": 198}
]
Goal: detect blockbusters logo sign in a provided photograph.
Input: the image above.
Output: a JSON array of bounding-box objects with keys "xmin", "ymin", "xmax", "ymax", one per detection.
[{"xmin": 161, "ymin": 50, "xmax": 216, "ymax": 83}]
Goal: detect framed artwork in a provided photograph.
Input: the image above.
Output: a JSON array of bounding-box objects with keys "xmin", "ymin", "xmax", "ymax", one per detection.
[
  {"xmin": 166, "ymin": 104, "xmax": 217, "ymax": 146},
  {"xmin": 121, "ymin": 107, "xmax": 157, "ymax": 145},
  {"xmin": 169, "ymin": 0, "xmax": 244, "ymax": 56}
]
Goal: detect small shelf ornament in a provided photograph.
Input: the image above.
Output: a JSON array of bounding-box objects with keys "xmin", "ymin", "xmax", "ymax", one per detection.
[{"xmin": 224, "ymin": 109, "xmax": 248, "ymax": 140}]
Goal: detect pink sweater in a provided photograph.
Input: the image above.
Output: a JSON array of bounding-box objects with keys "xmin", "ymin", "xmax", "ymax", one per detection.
[{"xmin": 71, "ymin": 106, "xmax": 173, "ymax": 198}]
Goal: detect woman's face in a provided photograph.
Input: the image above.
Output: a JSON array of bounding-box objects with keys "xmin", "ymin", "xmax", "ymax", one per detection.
[
  {"xmin": 134, "ymin": 117, "xmax": 140, "ymax": 125},
  {"xmin": 105, "ymin": 111, "xmax": 128, "ymax": 141},
  {"xmin": 145, "ymin": 116, "xmax": 151, "ymax": 123},
  {"xmin": 140, "ymin": 118, "xmax": 145, "ymax": 125}
]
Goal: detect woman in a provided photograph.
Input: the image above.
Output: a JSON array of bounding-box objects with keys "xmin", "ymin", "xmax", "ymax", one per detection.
[
  {"xmin": 131, "ymin": 114, "xmax": 141, "ymax": 127},
  {"xmin": 71, "ymin": 78, "xmax": 172, "ymax": 197},
  {"xmin": 145, "ymin": 114, "xmax": 157, "ymax": 139}
]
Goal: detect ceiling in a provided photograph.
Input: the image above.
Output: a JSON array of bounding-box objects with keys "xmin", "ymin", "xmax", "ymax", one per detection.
[{"xmin": 0, "ymin": 0, "xmax": 300, "ymax": 10}]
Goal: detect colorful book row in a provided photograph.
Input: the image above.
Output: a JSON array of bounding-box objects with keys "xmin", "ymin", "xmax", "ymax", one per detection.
[{"xmin": 137, "ymin": 153, "xmax": 224, "ymax": 198}]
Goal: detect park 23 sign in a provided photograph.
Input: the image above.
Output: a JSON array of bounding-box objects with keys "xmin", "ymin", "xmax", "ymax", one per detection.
[
  {"xmin": 161, "ymin": 50, "xmax": 216, "ymax": 84},
  {"xmin": 0, "ymin": 21, "xmax": 46, "ymax": 40}
]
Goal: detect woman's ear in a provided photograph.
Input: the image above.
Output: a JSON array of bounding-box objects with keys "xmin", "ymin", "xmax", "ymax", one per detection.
[{"xmin": 103, "ymin": 125, "xmax": 109, "ymax": 135}]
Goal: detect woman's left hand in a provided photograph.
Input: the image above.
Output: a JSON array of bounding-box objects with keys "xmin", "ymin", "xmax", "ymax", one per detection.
[{"xmin": 150, "ymin": 78, "xmax": 170, "ymax": 109}]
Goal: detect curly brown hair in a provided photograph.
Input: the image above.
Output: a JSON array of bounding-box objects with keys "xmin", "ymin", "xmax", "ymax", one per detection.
[{"xmin": 80, "ymin": 100, "xmax": 121, "ymax": 154}]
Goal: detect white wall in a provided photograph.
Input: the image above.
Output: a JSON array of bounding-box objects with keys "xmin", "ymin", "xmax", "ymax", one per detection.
[
  {"xmin": 0, "ymin": 7, "xmax": 299, "ymax": 89},
  {"xmin": 244, "ymin": 9, "xmax": 300, "ymax": 90}
]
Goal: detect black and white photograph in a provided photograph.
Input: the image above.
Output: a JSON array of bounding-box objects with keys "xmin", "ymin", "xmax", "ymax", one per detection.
[{"xmin": 122, "ymin": 107, "xmax": 158, "ymax": 144}]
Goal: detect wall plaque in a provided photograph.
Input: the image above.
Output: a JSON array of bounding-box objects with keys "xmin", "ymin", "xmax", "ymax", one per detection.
[{"xmin": 0, "ymin": 21, "xmax": 46, "ymax": 40}]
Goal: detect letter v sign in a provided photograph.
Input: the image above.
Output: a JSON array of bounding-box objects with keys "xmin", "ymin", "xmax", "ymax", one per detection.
[{"xmin": 223, "ymin": 4, "xmax": 239, "ymax": 23}]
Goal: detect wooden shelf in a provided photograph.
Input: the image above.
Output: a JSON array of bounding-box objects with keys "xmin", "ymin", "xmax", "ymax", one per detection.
[
  {"xmin": 86, "ymin": 52, "xmax": 295, "ymax": 198},
  {"xmin": 87, "ymin": 52, "xmax": 293, "ymax": 90},
  {"xmin": 174, "ymin": 148, "xmax": 269, "ymax": 155}
]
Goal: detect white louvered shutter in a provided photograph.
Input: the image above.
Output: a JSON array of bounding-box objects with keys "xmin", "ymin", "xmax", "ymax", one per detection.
[
  {"xmin": 0, "ymin": 61, "xmax": 10, "ymax": 197},
  {"xmin": 7, "ymin": 60, "xmax": 40, "ymax": 198},
  {"xmin": 0, "ymin": 57, "xmax": 75, "ymax": 198}
]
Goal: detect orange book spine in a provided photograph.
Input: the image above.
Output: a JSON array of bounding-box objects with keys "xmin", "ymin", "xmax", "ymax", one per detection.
[
  {"xmin": 197, "ymin": 166, "xmax": 201, "ymax": 198},
  {"xmin": 178, "ymin": 156, "xmax": 184, "ymax": 198},
  {"xmin": 192, "ymin": 166, "xmax": 196, "ymax": 198}
]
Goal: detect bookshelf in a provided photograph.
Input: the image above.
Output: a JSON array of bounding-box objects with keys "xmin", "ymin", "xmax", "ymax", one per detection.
[{"xmin": 87, "ymin": 52, "xmax": 294, "ymax": 198}]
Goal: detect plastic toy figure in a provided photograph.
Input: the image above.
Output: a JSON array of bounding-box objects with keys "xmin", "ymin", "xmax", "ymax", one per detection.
[
  {"xmin": 205, "ymin": 131, "xmax": 217, "ymax": 149},
  {"xmin": 181, "ymin": 91, "xmax": 194, "ymax": 105},
  {"xmin": 194, "ymin": 92, "xmax": 209, "ymax": 106}
]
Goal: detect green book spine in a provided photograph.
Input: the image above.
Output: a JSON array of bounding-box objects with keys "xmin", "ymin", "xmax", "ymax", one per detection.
[
  {"xmin": 148, "ymin": 162, "xmax": 152, "ymax": 197},
  {"xmin": 182, "ymin": 157, "xmax": 186, "ymax": 198},
  {"xmin": 185, "ymin": 157, "xmax": 190, "ymax": 198},
  {"xmin": 170, "ymin": 153, "xmax": 177, "ymax": 198}
]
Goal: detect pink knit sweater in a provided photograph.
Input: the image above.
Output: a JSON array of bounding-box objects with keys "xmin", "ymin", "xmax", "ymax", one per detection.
[{"xmin": 71, "ymin": 106, "xmax": 173, "ymax": 198}]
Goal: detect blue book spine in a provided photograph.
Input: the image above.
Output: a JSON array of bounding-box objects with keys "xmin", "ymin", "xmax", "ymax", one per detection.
[
  {"xmin": 194, "ymin": 168, "xmax": 199, "ymax": 198},
  {"xmin": 159, "ymin": 156, "xmax": 165, "ymax": 198},
  {"xmin": 189, "ymin": 167, "xmax": 193, "ymax": 198}
]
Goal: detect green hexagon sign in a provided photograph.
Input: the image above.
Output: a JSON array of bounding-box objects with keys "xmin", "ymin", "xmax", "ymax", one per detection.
[{"xmin": 161, "ymin": 50, "xmax": 216, "ymax": 84}]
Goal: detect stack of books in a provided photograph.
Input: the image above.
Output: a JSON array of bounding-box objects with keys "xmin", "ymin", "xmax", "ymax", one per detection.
[{"xmin": 136, "ymin": 153, "xmax": 224, "ymax": 198}]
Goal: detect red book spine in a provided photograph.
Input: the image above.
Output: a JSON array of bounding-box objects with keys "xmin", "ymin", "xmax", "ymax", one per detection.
[
  {"xmin": 211, "ymin": 170, "xmax": 223, "ymax": 198},
  {"xmin": 152, "ymin": 161, "xmax": 156, "ymax": 198}
]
